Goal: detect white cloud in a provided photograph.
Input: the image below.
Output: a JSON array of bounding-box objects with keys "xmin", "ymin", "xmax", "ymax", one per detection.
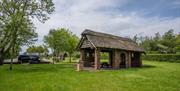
[{"xmin": 21, "ymin": 0, "xmax": 180, "ymax": 53}]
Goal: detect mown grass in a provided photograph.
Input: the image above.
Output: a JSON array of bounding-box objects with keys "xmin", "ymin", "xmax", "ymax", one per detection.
[{"xmin": 0, "ymin": 61, "xmax": 179, "ymax": 91}]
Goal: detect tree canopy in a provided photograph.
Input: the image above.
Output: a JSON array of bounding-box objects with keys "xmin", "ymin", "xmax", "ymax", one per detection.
[
  {"xmin": 26, "ymin": 45, "xmax": 49, "ymax": 55},
  {"xmin": 44, "ymin": 28, "xmax": 79, "ymax": 62},
  {"xmin": 134, "ymin": 29, "xmax": 180, "ymax": 54},
  {"xmin": 0, "ymin": 0, "xmax": 55, "ymax": 65}
]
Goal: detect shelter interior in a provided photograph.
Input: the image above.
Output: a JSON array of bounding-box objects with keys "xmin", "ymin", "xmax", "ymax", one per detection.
[{"xmin": 79, "ymin": 48, "xmax": 142, "ymax": 70}]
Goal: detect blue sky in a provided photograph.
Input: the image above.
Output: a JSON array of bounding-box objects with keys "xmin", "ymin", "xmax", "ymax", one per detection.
[
  {"xmin": 22, "ymin": 0, "xmax": 180, "ymax": 52},
  {"xmin": 119, "ymin": 0, "xmax": 180, "ymax": 17}
]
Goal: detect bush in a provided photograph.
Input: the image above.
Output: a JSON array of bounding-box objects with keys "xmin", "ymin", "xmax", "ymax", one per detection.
[
  {"xmin": 100, "ymin": 53, "xmax": 109, "ymax": 59},
  {"xmin": 146, "ymin": 51, "xmax": 160, "ymax": 54},
  {"xmin": 142, "ymin": 54, "xmax": 180, "ymax": 62},
  {"xmin": 74, "ymin": 52, "xmax": 80, "ymax": 58}
]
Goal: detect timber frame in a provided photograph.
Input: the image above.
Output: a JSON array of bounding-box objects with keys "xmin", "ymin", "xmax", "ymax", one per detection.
[{"xmin": 77, "ymin": 29, "xmax": 144, "ymax": 71}]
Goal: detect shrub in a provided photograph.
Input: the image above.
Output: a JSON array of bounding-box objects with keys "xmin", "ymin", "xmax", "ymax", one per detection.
[
  {"xmin": 74, "ymin": 52, "xmax": 80, "ymax": 58},
  {"xmin": 142, "ymin": 54, "xmax": 180, "ymax": 62},
  {"xmin": 100, "ymin": 53, "xmax": 109, "ymax": 59},
  {"xmin": 146, "ymin": 51, "xmax": 160, "ymax": 54}
]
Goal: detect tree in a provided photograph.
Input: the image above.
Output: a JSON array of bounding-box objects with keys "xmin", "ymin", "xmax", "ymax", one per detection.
[
  {"xmin": 154, "ymin": 32, "xmax": 161, "ymax": 41},
  {"xmin": 175, "ymin": 33, "xmax": 180, "ymax": 53},
  {"xmin": 27, "ymin": 45, "xmax": 47, "ymax": 55},
  {"xmin": 161, "ymin": 29, "xmax": 176, "ymax": 53},
  {"xmin": 132, "ymin": 34, "xmax": 138, "ymax": 44},
  {"xmin": 138, "ymin": 29, "xmax": 178, "ymax": 54},
  {"xmin": 66, "ymin": 32, "xmax": 79, "ymax": 62},
  {"xmin": 44, "ymin": 29, "xmax": 68, "ymax": 56},
  {"xmin": 0, "ymin": 0, "xmax": 55, "ymax": 70},
  {"xmin": 44, "ymin": 28, "xmax": 79, "ymax": 63},
  {"xmin": 44, "ymin": 28, "xmax": 69, "ymax": 63}
]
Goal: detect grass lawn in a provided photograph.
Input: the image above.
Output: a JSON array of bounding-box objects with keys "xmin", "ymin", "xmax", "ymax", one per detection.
[{"xmin": 0, "ymin": 61, "xmax": 179, "ymax": 91}]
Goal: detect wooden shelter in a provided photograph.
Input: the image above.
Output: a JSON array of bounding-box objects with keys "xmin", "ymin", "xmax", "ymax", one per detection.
[{"xmin": 76, "ymin": 29, "xmax": 145, "ymax": 70}]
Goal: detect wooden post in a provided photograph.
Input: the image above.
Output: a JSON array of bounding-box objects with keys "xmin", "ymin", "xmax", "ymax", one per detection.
[
  {"xmin": 139, "ymin": 53, "xmax": 142, "ymax": 67},
  {"xmin": 112, "ymin": 50, "xmax": 120, "ymax": 69},
  {"xmin": 128, "ymin": 52, "xmax": 131, "ymax": 68},
  {"xmin": 77, "ymin": 50, "xmax": 85, "ymax": 71},
  {"xmin": 125, "ymin": 51, "xmax": 131, "ymax": 68},
  {"xmin": 109, "ymin": 52, "xmax": 112, "ymax": 67},
  {"xmin": 94, "ymin": 48, "xmax": 100, "ymax": 70},
  {"xmin": 125, "ymin": 52, "xmax": 128, "ymax": 68}
]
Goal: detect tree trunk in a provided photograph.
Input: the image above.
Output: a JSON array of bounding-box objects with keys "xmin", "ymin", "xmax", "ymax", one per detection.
[
  {"xmin": 0, "ymin": 53, "xmax": 4, "ymax": 65},
  {"xmin": 69, "ymin": 54, "xmax": 71, "ymax": 63},
  {"xmin": 52, "ymin": 55, "xmax": 55, "ymax": 64},
  {"xmin": 10, "ymin": 46, "xmax": 15, "ymax": 70},
  {"xmin": 10, "ymin": 58, "xmax": 13, "ymax": 70}
]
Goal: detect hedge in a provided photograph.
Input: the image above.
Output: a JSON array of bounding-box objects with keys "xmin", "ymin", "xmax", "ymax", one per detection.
[{"xmin": 142, "ymin": 54, "xmax": 180, "ymax": 62}]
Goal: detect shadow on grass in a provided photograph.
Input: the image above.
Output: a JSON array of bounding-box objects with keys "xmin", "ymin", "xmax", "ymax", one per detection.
[
  {"xmin": 98, "ymin": 65, "xmax": 156, "ymax": 72},
  {"xmin": 5, "ymin": 63, "xmax": 76, "ymax": 73},
  {"xmin": 3, "ymin": 63, "xmax": 156, "ymax": 73},
  {"xmin": 141, "ymin": 64, "xmax": 156, "ymax": 68}
]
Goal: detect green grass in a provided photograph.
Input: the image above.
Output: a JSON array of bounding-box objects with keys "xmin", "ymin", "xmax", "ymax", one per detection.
[{"xmin": 0, "ymin": 61, "xmax": 180, "ymax": 91}]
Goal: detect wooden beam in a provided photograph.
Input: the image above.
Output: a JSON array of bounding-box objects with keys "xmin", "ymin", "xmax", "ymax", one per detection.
[
  {"xmin": 139, "ymin": 53, "xmax": 142, "ymax": 67},
  {"xmin": 78, "ymin": 50, "xmax": 85, "ymax": 71},
  {"xmin": 125, "ymin": 51, "xmax": 131, "ymax": 68},
  {"xmin": 86, "ymin": 36, "xmax": 96, "ymax": 48},
  {"xmin": 113, "ymin": 50, "xmax": 120, "ymax": 69},
  {"xmin": 128, "ymin": 52, "xmax": 131, "ymax": 68},
  {"xmin": 94, "ymin": 48, "xmax": 100, "ymax": 70}
]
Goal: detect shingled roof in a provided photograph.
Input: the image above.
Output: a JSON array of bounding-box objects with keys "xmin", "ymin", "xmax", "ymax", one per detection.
[{"xmin": 77, "ymin": 29, "xmax": 144, "ymax": 52}]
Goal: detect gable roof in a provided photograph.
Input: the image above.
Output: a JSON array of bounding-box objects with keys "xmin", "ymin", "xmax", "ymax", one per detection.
[{"xmin": 77, "ymin": 29, "xmax": 145, "ymax": 52}]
